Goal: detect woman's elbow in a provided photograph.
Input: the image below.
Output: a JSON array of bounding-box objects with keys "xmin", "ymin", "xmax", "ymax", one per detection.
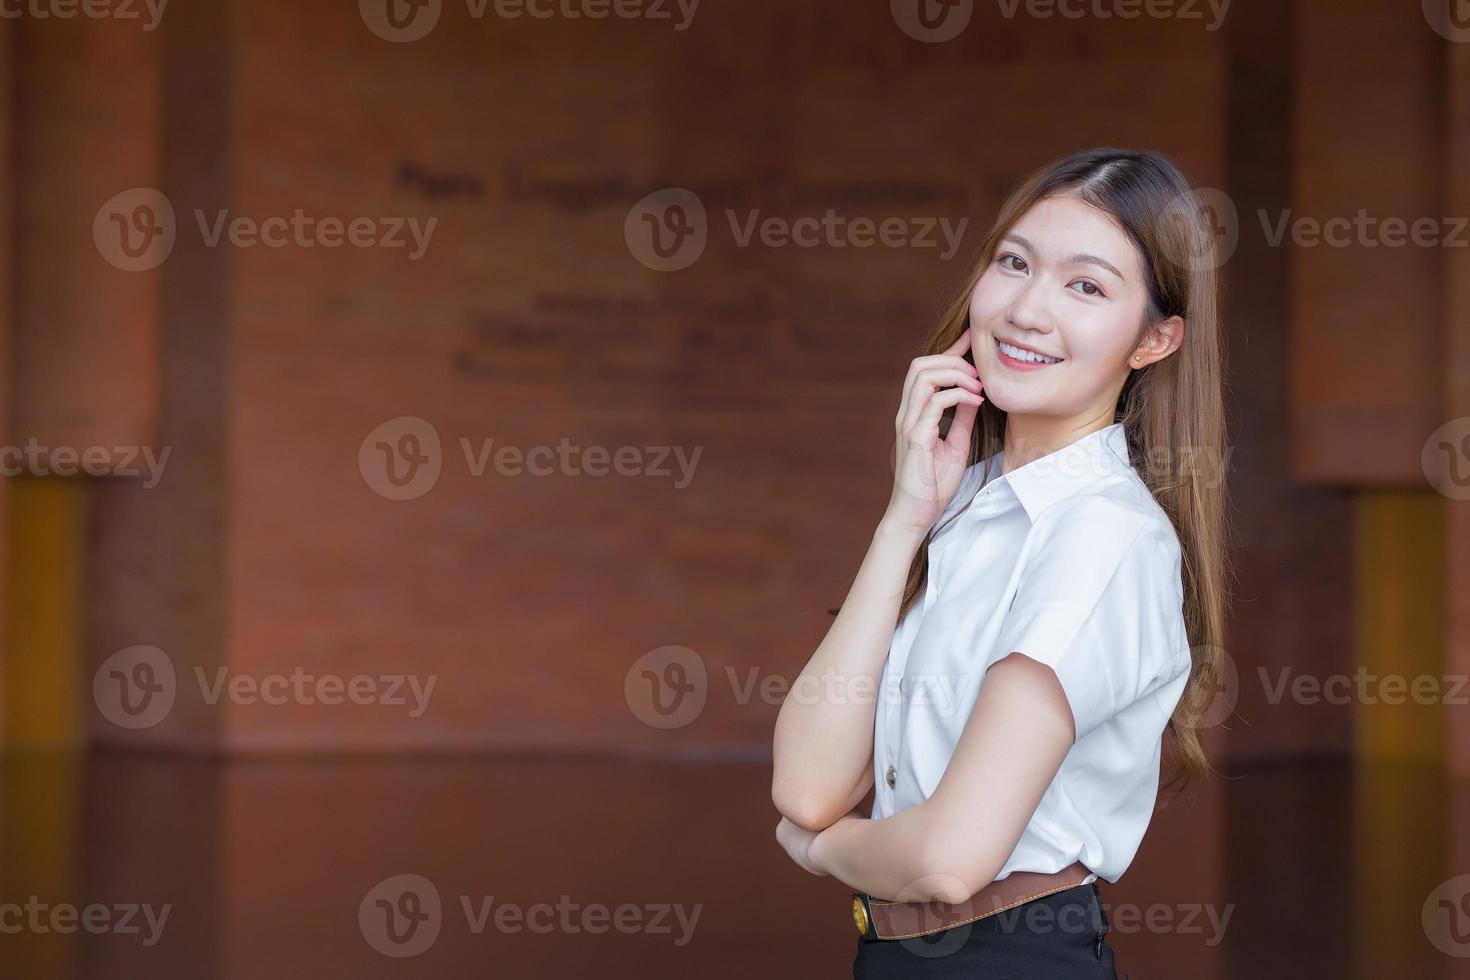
[
  {"xmin": 771, "ymin": 782, "xmax": 838, "ymax": 833},
  {"xmin": 909, "ymin": 834, "xmax": 999, "ymax": 905}
]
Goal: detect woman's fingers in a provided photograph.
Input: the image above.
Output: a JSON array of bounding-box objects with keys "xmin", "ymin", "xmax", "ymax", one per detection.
[
  {"xmin": 911, "ymin": 386, "xmax": 984, "ymax": 445},
  {"xmin": 895, "ymin": 387, "xmax": 983, "ymax": 503},
  {"xmin": 899, "ymin": 367, "xmax": 984, "ymax": 436},
  {"xmin": 945, "ymin": 388, "xmax": 981, "ymax": 454},
  {"xmin": 897, "ymin": 342, "xmax": 978, "ymax": 420}
]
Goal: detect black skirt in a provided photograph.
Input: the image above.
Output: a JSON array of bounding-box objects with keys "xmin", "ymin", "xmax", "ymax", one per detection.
[{"xmin": 852, "ymin": 881, "xmax": 1118, "ymax": 979}]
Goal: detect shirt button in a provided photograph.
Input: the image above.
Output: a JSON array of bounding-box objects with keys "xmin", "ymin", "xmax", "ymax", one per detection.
[{"xmin": 885, "ymin": 765, "xmax": 896, "ymax": 788}]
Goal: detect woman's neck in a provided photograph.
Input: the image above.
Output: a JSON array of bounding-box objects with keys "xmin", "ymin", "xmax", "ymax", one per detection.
[{"xmin": 1001, "ymin": 415, "xmax": 1114, "ymax": 477}]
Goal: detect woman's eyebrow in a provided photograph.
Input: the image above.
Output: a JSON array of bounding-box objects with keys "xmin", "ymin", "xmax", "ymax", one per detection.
[{"xmin": 1002, "ymin": 233, "xmax": 1126, "ymax": 280}]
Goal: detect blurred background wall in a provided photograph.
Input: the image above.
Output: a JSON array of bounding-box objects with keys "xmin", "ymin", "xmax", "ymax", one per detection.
[{"xmin": 0, "ymin": 0, "xmax": 1467, "ymax": 977}]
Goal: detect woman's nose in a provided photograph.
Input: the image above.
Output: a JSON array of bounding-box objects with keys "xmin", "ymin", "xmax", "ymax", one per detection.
[{"xmin": 1005, "ymin": 278, "xmax": 1053, "ymax": 332}]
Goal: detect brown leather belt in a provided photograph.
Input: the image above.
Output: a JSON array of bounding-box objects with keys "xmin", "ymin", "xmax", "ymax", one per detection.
[{"xmin": 851, "ymin": 861, "xmax": 1094, "ymax": 941}]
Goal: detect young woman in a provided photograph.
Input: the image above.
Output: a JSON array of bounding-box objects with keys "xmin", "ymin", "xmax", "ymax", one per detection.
[{"xmin": 770, "ymin": 147, "xmax": 1231, "ymax": 978}]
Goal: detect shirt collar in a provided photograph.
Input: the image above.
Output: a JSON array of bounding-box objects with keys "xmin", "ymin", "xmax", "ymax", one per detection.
[{"xmin": 982, "ymin": 422, "xmax": 1131, "ymax": 523}]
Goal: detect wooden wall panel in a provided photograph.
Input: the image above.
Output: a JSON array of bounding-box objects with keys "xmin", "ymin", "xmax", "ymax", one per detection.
[
  {"xmin": 87, "ymin": 0, "xmax": 231, "ymax": 754},
  {"xmin": 1223, "ymin": 0, "xmax": 1355, "ymax": 763},
  {"xmin": 1290, "ymin": 1, "xmax": 1443, "ymax": 483},
  {"xmin": 1447, "ymin": 21, "xmax": 1470, "ymax": 783},
  {"xmin": 11, "ymin": 19, "xmax": 159, "ymax": 464},
  {"xmin": 0, "ymin": 27, "xmax": 10, "ymax": 748},
  {"xmin": 4, "ymin": 478, "xmax": 84, "ymax": 749},
  {"xmin": 217, "ymin": 0, "xmax": 1227, "ymax": 757}
]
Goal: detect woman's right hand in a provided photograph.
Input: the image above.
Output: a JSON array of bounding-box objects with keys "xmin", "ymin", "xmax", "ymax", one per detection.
[{"xmin": 885, "ymin": 327, "xmax": 985, "ymax": 535}]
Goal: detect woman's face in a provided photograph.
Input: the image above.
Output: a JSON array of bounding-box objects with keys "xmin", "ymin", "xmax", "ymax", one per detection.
[{"xmin": 969, "ymin": 192, "xmax": 1174, "ymax": 419}]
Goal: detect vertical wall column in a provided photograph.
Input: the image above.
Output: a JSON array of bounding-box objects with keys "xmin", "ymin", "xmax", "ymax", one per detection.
[
  {"xmin": 1445, "ymin": 9, "xmax": 1470, "ymax": 787},
  {"xmin": 0, "ymin": 19, "xmax": 11, "ymax": 747},
  {"xmin": 3, "ymin": 12, "xmax": 161, "ymax": 751},
  {"xmin": 1290, "ymin": 5, "xmax": 1451, "ymax": 979}
]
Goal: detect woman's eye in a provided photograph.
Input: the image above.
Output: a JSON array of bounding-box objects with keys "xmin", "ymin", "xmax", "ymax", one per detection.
[
  {"xmin": 998, "ymin": 254, "xmax": 1026, "ymax": 272},
  {"xmin": 1070, "ymin": 280, "xmax": 1103, "ymax": 297}
]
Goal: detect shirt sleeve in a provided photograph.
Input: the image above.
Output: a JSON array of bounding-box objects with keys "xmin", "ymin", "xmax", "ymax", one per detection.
[{"xmin": 991, "ymin": 496, "xmax": 1188, "ymax": 741}]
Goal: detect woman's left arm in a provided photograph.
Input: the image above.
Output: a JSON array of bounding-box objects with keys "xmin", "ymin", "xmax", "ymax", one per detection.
[{"xmin": 805, "ymin": 651, "xmax": 1075, "ymax": 903}]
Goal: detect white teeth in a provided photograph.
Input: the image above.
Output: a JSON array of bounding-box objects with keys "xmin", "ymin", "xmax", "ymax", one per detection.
[{"xmin": 997, "ymin": 339, "xmax": 1063, "ymax": 364}]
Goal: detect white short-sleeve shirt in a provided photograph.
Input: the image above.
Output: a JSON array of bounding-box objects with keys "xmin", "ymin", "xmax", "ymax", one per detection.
[{"xmin": 870, "ymin": 422, "xmax": 1192, "ymax": 886}]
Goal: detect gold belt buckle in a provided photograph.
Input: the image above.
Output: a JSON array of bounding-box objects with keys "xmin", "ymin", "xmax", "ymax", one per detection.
[{"xmin": 851, "ymin": 894, "xmax": 871, "ymax": 936}]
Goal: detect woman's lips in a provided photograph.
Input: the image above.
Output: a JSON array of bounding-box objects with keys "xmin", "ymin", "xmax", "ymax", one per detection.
[{"xmin": 994, "ymin": 336, "xmax": 1063, "ymax": 372}]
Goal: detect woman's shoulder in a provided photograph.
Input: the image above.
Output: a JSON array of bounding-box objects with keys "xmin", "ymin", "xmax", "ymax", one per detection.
[{"xmin": 1028, "ymin": 474, "xmax": 1181, "ymax": 560}]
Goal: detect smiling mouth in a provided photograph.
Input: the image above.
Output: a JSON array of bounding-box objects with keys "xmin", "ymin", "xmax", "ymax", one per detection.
[{"xmin": 994, "ymin": 336, "xmax": 1065, "ymax": 366}]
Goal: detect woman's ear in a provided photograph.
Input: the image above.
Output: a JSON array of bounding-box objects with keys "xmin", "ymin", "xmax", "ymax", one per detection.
[{"xmin": 1133, "ymin": 316, "xmax": 1185, "ymax": 366}]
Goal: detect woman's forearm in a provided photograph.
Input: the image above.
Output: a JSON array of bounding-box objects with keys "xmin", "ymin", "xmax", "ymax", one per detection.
[
  {"xmin": 771, "ymin": 516, "xmax": 924, "ymax": 831},
  {"xmin": 809, "ymin": 805, "xmax": 972, "ymax": 903}
]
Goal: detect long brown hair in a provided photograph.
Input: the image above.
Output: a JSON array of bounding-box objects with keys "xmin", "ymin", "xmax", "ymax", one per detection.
[{"xmin": 896, "ymin": 148, "xmax": 1234, "ymax": 798}]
